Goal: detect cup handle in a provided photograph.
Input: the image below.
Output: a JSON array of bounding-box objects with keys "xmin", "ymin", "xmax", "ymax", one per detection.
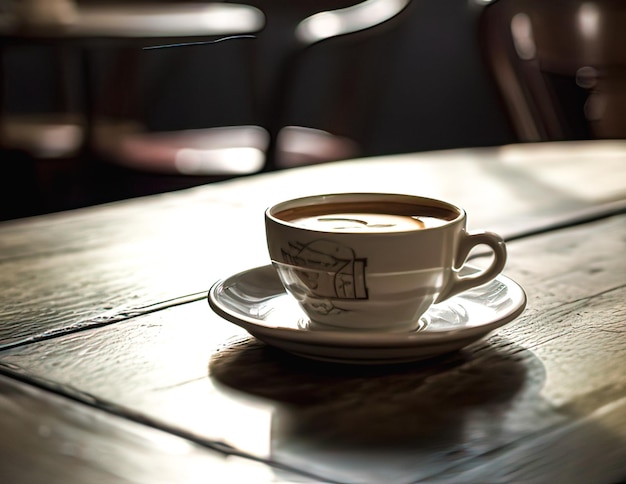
[{"xmin": 434, "ymin": 231, "xmax": 507, "ymax": 303}]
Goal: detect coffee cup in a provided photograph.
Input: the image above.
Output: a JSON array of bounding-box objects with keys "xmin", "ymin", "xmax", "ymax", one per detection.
[{"xmin": 265, "ymin": 193, "xmax": 507, "ymax": 332}]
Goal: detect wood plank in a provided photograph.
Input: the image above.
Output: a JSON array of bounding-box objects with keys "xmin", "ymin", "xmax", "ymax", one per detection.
[
  {"xmin": 0, "ymin": 374, "xmax": 312, "ymax": 484},
  {"xmin": 2, "ymin": 140, "xmax": 624, "ymax": 261},
  {"xmin": 1, "ymin": 216, "xmax": 624, "ymax": 482},
  {"xmin": 0, "ymin": 194, "xmax": 269, "ymax": 349},
  {"xmin": 1, "ymin": 141, "xmax": 624, "ymax": 349}
]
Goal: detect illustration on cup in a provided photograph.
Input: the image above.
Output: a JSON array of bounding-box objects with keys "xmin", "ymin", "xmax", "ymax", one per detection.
[{"xmin": 281, "ymin": 239, "xmax": 368, "ymax": 302}]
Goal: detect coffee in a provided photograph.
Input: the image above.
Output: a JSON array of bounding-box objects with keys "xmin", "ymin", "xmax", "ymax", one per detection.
[{"xmin": 274, "ymin": 200, "xmax": 456, "ymax": 233}]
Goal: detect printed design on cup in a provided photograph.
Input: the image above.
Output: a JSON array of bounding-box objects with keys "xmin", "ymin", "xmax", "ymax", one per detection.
[{"xmin": 281, "ymin": 239, "xmax": 368, "ymax": 311}]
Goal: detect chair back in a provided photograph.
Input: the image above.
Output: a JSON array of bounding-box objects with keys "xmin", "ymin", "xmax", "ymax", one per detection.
[{"xmin": 478, "ymin": 0, "xmax": 626, "ymax": 141}]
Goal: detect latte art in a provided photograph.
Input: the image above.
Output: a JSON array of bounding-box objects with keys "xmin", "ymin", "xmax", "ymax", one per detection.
[{"xmin": 291, "ymin": 213, "xmax": 442, "ymax": 232}]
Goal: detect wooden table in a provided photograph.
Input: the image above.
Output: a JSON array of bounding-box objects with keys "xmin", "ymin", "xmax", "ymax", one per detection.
[{"xmin": 0, "ymin": 140, "xmax": 625, "ymax": 483}]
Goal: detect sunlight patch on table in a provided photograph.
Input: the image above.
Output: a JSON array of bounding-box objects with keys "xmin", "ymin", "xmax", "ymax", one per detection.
[{"xmin": 499, "ymin": 141, "xmax": 626, "ymax": 202}]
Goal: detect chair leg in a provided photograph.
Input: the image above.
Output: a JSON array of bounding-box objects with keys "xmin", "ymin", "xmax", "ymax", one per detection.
[{"xmin": 262, "ymin": 41, "xmax": 311, "ymax": 172}]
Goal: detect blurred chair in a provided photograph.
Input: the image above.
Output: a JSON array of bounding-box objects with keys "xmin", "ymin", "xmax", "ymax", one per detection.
[
  {"xmin": 93, "ymin": 0, "xmax": 415, "ymax": 174},
  {"xmin": 477, "ymin": 0, "xmax": 626, "ymax": 142},
  {"xmin": 251, "ymin": 0, "xmax": 414, "ymax": 170},
  {"xmin": 1, "ymin": 0, "xmax": 414, "ymax": 182}
]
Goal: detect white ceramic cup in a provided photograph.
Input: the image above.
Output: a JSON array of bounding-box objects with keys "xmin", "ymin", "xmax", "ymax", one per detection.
[{"xmin": 265, "ymin": 193, "xmax": 507, "ymax": 332}]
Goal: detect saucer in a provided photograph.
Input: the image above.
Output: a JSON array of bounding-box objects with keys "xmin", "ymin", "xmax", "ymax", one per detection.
[{"xmin": 208, "ymin": 265, "xmax": 527, "ymax": 364}]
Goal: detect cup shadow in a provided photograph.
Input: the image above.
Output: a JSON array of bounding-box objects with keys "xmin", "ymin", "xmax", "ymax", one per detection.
[
  {"xmin": 209, "ymin": 334, "xmax": 543, "ymax": 449},
  {"xmin": 208, "ymin": 333, "xmax": 626, "ymax": 482}
]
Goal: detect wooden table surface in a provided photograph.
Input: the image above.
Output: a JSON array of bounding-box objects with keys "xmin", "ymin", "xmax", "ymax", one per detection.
[{"xmin": 0, "ymin": 140, "xmax": 625, "ymax": 483}]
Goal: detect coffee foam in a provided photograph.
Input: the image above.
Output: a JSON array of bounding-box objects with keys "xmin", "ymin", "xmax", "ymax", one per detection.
[{"xmin": 290, "ymin": 213, "xmax": 446, "ymax": 232}]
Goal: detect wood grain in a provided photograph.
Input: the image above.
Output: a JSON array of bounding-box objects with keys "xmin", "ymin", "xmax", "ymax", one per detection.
[
  {"xmin": 0, "ymin": 374, "xmax": 310, "ymax": 484},
  {"xmin": 0, "ymin": 193, "xmax": 269, "ymax": 349},
  {"xmin": 1, "ymin": 216, "xmax": 624, "ymax": 482}
]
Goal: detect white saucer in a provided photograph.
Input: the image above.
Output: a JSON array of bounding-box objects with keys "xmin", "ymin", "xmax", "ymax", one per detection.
[{"xmin": 208, "ymin": 265, "xmax": 527, "ymax": 364}]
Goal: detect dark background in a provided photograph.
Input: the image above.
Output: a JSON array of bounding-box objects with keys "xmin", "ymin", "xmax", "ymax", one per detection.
[{"xmin": 1, "ymin": 0, "xmax": 516, "ymax": 220}]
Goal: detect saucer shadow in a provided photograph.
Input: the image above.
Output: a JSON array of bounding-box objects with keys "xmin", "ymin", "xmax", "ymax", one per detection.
[
  {"xmin": 209, "ymin": 334, "xmax": 626, "ymax": 483},
  {"xmin": 209, "ymin": 334, "xmax": 545, "ymax": 448}
]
